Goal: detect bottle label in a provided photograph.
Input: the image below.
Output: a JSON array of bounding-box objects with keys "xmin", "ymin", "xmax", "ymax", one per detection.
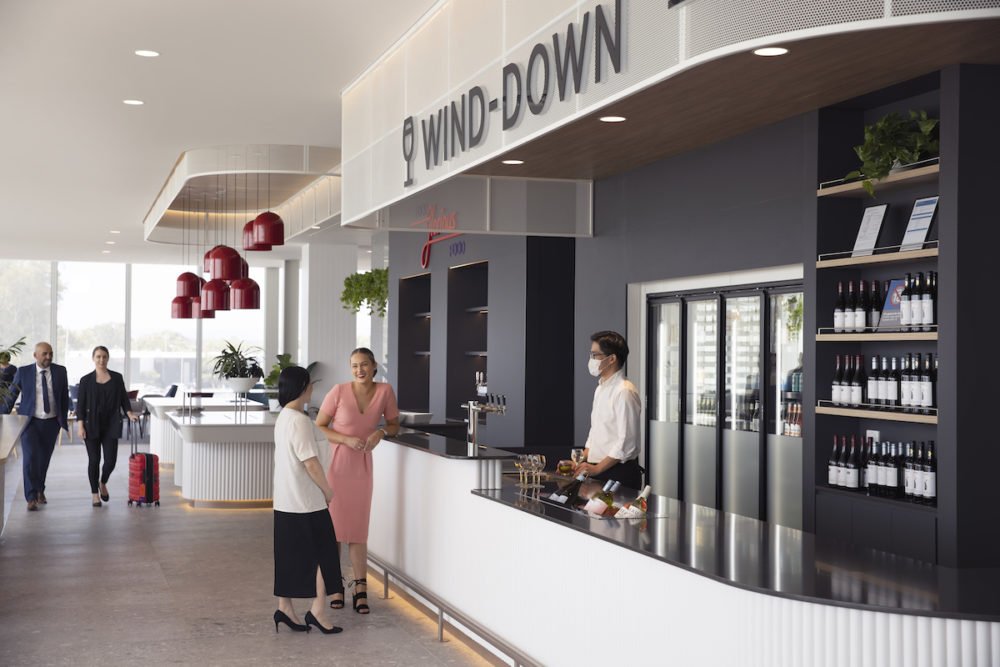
[
  {"xmin": 832, "ymin": 384, "xmax": 841, "ymax": 405},
  {"xmin": 867, "ymin": 462, "xmax": 877, "ymax": 485},
  {"xmin": 870, "ymin": 311, "xmax": 881, "ymax": 329},
  {"xmin": 886, "ymin": 468, "xmax": 897, "ymax": 488},
  {"xmin": 904, "ymin": 468, "xmax": 913, "ymax": 494},
  {"xmin": 834, "ymin": 310, "xmax": 845, "ymax": 331},
  {"xmin": 849, "ymin": 386, "xmax": 862, "ymax": 406},
  {"xmin": 615, "ymin": 504, "xmax": 646, "ymax": 519},
  {"xmin": 914, "ymin": 470, "xmax": 926, "ymax": 497},
  {"xmin": 854, "ymin": 308, "xmax": 866, "ymax": 331},
  {"xmin": 922, "ymin": 298, "xmax": 934, "ymax": 327},
  {"xmin": 867, "ymin": 378, "xmax": 878, "ymax": 400},
  {"xmin": 836, "ymin": 466, "xmax": 845, "ymax": 487},
  {"xmin": 921, "ymin": 381, "xmax": 933, "ymax": 408},
  {"xmin": 887, "ymin": 381, "xmax": 898, "ymax": 402},
  {"xmin": 900, "ymin": 299, "xmax": 911, "ymax": 325},
  {"xmin": 900, "ymin": 380, "xmax": 911, "ymax": 406},
  {"xmin": 876, "ymin": 378, "xmax": 887, "ymax": 402},
  {"xmin": 925, "ymin": 471, "xmax": 937, "ymax": 498},
  {"xmin": 583, "ymin": 497, "xmax": 610, "ymax": 515},
  {"xmin": 828, "ymin": 465, "xmax": 837, "ymax": 486},
  {"xmin": 877, "ymin": 465, "xmax": 887, "ymax": 487},
  {"xmin": 844, "ymin": 469, "xmax": 859, "ymax": 489}
]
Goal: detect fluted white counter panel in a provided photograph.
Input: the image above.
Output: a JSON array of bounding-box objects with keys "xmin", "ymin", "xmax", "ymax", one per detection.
[
  {"xmin": 150, "ymin": 414, "xmax": 177, "ymax": 464},
  {"xmin": 180, "ymin": 439, "xmax": 274, "ymax": 502},
  {"xmin": 171, "ymin": 426, "xmax": 183, "ymax": 487}
]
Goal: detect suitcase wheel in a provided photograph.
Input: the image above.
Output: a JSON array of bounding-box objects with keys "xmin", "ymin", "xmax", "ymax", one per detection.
[
  {"xmin": 154, "ymin": 501, "xmax": 160, "ymax": 507},
  {"xmin": 137, "ymin": 502, "xmax": 143, "ymax": 507},
  {"xmin": 128, "ymin": 500, "xmax": 133, "ymax": 506}
]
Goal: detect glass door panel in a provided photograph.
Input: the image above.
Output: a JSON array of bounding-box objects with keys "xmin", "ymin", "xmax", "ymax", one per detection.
[
  {"xmin": 683, "ymin": 299, "xmax": 718, "ymax": 508},
  {"xmin": 648, "ymin": 301, "xmax": 681, "ymax": 498},
  {"xmin": 767, "ymin": 292, "xmax": 804, "ymax": 529},
  {"xmin": 722, "ymin": 295, "xmax": 762, "ymax": 519}
]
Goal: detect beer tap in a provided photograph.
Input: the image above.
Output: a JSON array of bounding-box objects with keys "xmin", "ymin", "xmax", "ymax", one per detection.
[{"xmin": 462, "ymin": 372, "xmax": 506, "ymax": 455}]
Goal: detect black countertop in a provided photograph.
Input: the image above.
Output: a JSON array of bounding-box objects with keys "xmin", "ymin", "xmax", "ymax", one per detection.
[
  {"xmin": 473, "ymin": 478, "xmax": 1000, "ymax": 621},
  {"xmin": 385, "ymin": 429, "xmax": 514, "ymax": 460}
]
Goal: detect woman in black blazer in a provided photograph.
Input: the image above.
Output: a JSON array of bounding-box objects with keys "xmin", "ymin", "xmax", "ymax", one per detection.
[{"xmin": 76, "ymin": 346, "xmax": 137, "ymax": 507}]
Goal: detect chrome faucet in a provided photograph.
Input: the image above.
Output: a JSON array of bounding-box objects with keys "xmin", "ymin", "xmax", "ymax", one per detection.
[{"xmin": 461, "ymin": 379, "xmax": 506, "ymax": 455}]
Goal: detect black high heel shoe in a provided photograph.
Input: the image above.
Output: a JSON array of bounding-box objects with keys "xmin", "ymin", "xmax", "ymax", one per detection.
[
  {"xmin": 304, "ymin": 610, "xmax": 343, "ymax": 634},
  {"xmin": 330, "ymin": 577, "xmax": 346, "ymax": 609},
  {"xmin": 273, "ymin": 609, "xmax": 310, "ymax": 633},
  {"xmin": 99, "ymin": 483, "xmax": 110, "ymax": 502},
  {"xmin": 352, "ymin": 578, "xmax": 370, "ymax": 614}
]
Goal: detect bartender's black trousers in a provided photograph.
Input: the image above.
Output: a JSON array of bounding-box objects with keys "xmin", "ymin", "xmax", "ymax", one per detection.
[{"xmin": 591, "ymin": 458, "xmax": 643, "ymax": 491}]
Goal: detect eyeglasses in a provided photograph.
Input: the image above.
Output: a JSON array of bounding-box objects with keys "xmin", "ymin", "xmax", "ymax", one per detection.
[{"xmin": 588, "ymin": 352, "xmax": 607, "ymax": 360}]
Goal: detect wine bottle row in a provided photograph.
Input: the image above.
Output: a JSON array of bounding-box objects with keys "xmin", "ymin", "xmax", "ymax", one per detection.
[
  {"xmin": 832, "ymin": 272, "xmax": 937, "ymax": 332},
  {"xmin": 827, "ymin": 435, "xmax": 937, "ymax": 505},
  {"xmin": 781, "ymin": 402, "xmax": 802, "ymax": 437},
  {"xmin": 831, "ymin": 353, "xmax": 936, "ymax": 413}
]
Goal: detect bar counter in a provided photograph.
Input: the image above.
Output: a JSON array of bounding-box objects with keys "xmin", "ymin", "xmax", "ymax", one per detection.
[
  {"xmin": 0, "ymin": 415, "xmax": 29, "ymax": 535},
  {"xmin": 369, "ymin": 434, "xmax": 1000, "ymax": 666},
  {"xmin": 145, "ymin": 395, "xmax": 265, "ymax": 466}
]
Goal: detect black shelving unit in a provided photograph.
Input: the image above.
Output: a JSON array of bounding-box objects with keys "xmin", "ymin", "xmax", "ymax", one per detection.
[
  {"xmin": 398, "ymin": 273, "xmax": 431, "ymax": 412},
  {"xmin": 446, "ymin": 262, "xmax": 488, "ymax": 420}
]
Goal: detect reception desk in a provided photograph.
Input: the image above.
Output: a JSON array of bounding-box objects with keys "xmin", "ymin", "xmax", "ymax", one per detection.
[
  {"xmin": 0, "ymin": 415, "xmax": 29, "ymax": 536},
  {"xmin": 145, "ymin": 396, "xmax": 265, "ymax": 466},
  {"xmin": 167, "ymin": 411, "xmax": 277, "ymax": 507},
  {"xmin": 369, "ymin": 435, "xmax": 1000, "ymax": 666}
]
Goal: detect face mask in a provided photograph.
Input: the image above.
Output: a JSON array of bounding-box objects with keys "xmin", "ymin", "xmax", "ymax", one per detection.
[{"xmin": 588, "ymin": 358, "xmax": 603, "ymax": 377}]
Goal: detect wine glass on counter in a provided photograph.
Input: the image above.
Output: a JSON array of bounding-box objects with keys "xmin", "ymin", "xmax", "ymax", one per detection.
[
  {"xmin": 535, "ymin": 454, "xmax": 546, "ymax": 487},
  {"xmin": 514, "ymin": 455, "xmax": 529, "ymax": 487}
]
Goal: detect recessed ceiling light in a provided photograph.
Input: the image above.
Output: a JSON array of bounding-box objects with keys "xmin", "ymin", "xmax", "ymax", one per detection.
[
  {"xmin": 105, "ymin": 240, "xmax": 116, "ymax": 245},
  {"xmin": 501, "ymin": 159, "xmax": 524, "ymax": 165},
  {"xmin": 101, "ymin": 250, "xmax": 111, "ymax": 254},
  {"xmin": 109, "ymin": 230, "xmax": 121, "ymax": 234},
  {"xmin": 311, "ymin": 225, "xmax": 322, "ymax": 230},
  {"xmin": 123, "ymin": 99, "xmax": 144, "ymax": 105},
  {"xmin": 366, "ymin": 250, "xmax": 373, "ymax": 254},
  {"xmin": 599, "ymin": 115, "xmax": 627, "ymax": 123},
  {"xmin": 753, "ymin": 46, "xmax": 788, "ymax": 57},
  {"xmin": 134, "ymin": 49, "xmax": 160, "ymax": 58}
]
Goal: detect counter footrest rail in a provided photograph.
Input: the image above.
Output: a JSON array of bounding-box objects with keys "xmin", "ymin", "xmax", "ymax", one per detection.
[{"xmin": 367, "ymin": 552, "xmax": 538, "ymax": 667}]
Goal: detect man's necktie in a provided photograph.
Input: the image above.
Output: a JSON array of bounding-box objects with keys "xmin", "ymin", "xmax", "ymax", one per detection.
[{"xmin": 41, "ymin": 370, "xmax": 51, "ymax": 414}]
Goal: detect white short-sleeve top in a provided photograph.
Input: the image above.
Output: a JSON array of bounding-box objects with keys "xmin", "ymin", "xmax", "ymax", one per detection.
[{"xmin": 273, "ymin": 407, "xmax": 330, "ymax": 513}]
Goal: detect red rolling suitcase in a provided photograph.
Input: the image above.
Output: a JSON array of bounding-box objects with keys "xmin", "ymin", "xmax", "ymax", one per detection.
[{"xmin": 127, "ymin": 420, "xmax": 159, "ymax": 507}]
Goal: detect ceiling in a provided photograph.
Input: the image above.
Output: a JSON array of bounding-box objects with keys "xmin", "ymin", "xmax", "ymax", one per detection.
[{"xmin": 0, "ymin": 0, "xmax": 437, "ymax": 264}]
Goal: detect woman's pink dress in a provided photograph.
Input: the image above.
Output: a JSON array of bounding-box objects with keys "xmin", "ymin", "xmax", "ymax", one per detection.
[{"xmin": 319, "ymin": 382, "xmax": 399, "ymax": 543}]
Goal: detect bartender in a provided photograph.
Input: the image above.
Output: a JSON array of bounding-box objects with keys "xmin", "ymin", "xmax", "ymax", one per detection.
[{"xmin": 574, "ymin": 330, "xmax": 642, "ymax": 490}]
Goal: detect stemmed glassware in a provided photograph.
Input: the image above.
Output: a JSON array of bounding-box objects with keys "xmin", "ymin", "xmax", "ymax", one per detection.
[
  {"xmin": 525, "ymin": 454, "xmax": 545, "ymax": 488},
  {"xmin": 515, "ymin": 454, "xmax": 530, "ymax": 487}
]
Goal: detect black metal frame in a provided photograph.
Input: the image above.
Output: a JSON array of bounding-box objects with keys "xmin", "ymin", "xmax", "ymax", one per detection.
[{"xmin": 645, "ymin": 280, "xmax": 803, "ymax": 521}]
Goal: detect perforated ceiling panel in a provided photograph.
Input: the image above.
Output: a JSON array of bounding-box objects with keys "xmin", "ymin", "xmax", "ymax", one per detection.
[
  {"xmin": 893, "ymin": 0, "xmax": 1000, "ymax": 15},
  {"xmin": 686, "ymin": 0, "xmax": 884, "ymax": 59}
]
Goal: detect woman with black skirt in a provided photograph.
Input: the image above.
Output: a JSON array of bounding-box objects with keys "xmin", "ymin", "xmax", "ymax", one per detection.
[
  {"xmin": 76, "ymin": 346, "xmax": 137, "ymax": 507},
  {"xmin": 272, "ymin": 365, "xmax": 344, "ymax": 634}
]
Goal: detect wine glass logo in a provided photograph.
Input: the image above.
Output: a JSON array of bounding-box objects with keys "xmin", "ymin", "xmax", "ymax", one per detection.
[{"xmin": 402, "ymin": 116, "xmax": 415, "ymax": 187}]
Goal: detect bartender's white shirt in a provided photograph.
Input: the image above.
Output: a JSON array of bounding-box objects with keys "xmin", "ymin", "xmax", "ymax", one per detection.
[{"xmin": 585, "ymin": 368, "xmax": 640, "ymax": 464}]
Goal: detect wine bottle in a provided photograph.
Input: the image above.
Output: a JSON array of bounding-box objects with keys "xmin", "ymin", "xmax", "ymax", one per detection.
[
  {"xmin": 876, "ymin": 355, "xmax": 889, "ymax": 410},
  {"xmin": 867, "ymin": 355, "xmax": 880, "ymax": 409},
  {"xmin": 869, "ymin": 280, "xmax": 882, "ymax": 330},
  {"xmin": 919, "ymin": 353, "xmax": 934, "ymax": 415},
  {"xmin": 884, "ymin": 442, "xmax": 900, "ymax": 498},
  {"xmin": 614, "ymin": 485, "xmax": 652, "ymax": 518},
  {"xmin": 887, "ymin": 356, "xmax": 900, "ymax": 410},
  {"xmin": 912, "ymin": 273, "xmax": 925, "ymax": 330},
  {"xmin": 837, "ymin": 436, "xmax": 848, "ymax": 487},
  {"xmin": 832, "ymin": 355, "xmax": 844, "ymax": 406},
  {"xmin": 921, "ymin": 271, "xmax": 935, "ymax": 331},
  {"xmin": 850, "ymin": 354, "xmax": 865, "ymax": 407},
  {"xmin": 875, "ymin": 442, "xmax": 888, "ymax": 497},
  {"xmin": 900, "ymin": 273, "xmax": 912, "ymax": 331},
  {"xmin": 844, "ymin": 435, "xmax": 860, "ymax": 490},
  {"xmin": 900, "ymin": 354, "xmax": 912, "ymax": 413},
  {"xmin": 845, "ymin": 281, "xmax": 858, "ymax": 332},
  {"xmin": 855, "ymin": 280, "xmax": 868, "ymax": 332},
  {"xmin": 583, "ymin": 480, "xmax": 618, "ymax": 514},
  {"xmin": 912, "ymin": 442, "xmax": 926, "ymax": 503},
  {"xmin": 903, "ymin": 442, "xmax": 913, "ymax": 498},
  {"xmin": 551, "ymin": 473, "xmax": 587, "ymax": 505},
  {"xmin": 834, "ymin": 281, "xmax": 846, "ymax": 332},
  {"xmin": 865, "ymin": 437, "xmax": 877, "ymax": 496},
  {"xmin": 922, "ymin": 441, "xmax": 937, "ymax": 505},
  {"xmin": 828, "ymin": 436, "xmax": 840, "ymax": 487}
]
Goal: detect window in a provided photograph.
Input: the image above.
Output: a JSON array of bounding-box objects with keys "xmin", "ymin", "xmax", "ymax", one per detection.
[
  {"xmin": 201, "ymin": 267, "xmax": 267, "ymax": 389},
  {"xmin": 0, "ymin": 260, "xmax": 53, "ymax": 362},
  {"xmin": 57, "ymin": 262, "xmax": 127, "ymax": 386},
  {"xmin": 130, "ymin": 264, "xmax": 198, "ymax": 395}
]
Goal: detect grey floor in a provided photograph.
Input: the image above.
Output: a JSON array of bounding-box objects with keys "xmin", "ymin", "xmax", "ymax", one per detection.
[{"xmin": 0, "ymin": 442, "xmax": 495, "ymax": 667}]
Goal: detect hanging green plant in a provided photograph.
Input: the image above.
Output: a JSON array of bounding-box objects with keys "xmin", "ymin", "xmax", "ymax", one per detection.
[
  {"xmin": 844, "ymin": 110, "xmax": 939, "ymax": 197},
  {"xmin": 784, "ymin": 296, "xmax": 803, "ymax": 339},
  {"xmin": 341, "ymin": 268, "xmax": 389, "ymax": 317},
  {"xmin": 263, "ymin": 353, "xmax": 319, "ymax": 388}
]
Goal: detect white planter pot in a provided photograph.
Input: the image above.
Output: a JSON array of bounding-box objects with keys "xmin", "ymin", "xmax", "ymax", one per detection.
[
  {"xmin": 226, "ymin": 377, "xmax": 258, "ymax": 394},
  {"xmin": 268, "ymin": 398, "xmax": 280, "ymax": 412}
]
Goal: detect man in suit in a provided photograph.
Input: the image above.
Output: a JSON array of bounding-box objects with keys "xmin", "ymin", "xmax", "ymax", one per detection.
[{"xmin": 1, "ymin": 342, "xmax": 69, "ymax": 510}]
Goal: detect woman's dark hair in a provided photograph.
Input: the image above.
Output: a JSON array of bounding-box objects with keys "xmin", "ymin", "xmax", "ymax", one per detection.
[
  {"xmin": 92, "ymin": 345, "xmax": 110, "ymax": 358},
  {"xmin": 278, "ymin": 365, "xmax": 312, "ymax": 407},
  {"xmin": 590, "ymin": 330, "xmax": 628, "ymax": 369},
  {"xmin": 350, "ymin": 347, "xmax": 377, "ymax": 375},
  {"xmin": 0, "ymin": 351, "xmax": 10, "ymax": 364}
]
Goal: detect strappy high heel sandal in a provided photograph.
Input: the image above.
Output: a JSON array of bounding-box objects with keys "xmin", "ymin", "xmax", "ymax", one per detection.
[
  {"xmin": 351, "ymin": 578, "xmax": 370, "ymax": 614},
  {"xmin": 330, "ymin": 577, "xmax": 346, "ymax": 609}
]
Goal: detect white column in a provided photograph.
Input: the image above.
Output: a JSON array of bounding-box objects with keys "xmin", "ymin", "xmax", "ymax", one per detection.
[
  {"xmin": 370, "ymin": 231, "xmax": 389, "ymax": 372},
  {"xmin": 263, "ymin": 267, "xmax": 280, "ymax": 365},
  {"xmin": 300, "ymin": 244, "xmax": 357, "ymax": 404}
]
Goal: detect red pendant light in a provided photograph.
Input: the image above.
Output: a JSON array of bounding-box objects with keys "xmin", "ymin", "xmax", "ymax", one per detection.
[
  {"xmin": 171, "ymin": 296, "xmax": 193, "ymax": 319},
  {"xmin": 243, "ymin": 220, "xmax": 271, "ymax": 251},
  {"xmin": 253, "ymin": 211, "xmax": 284, "ymax": 246},
  {"xmin": 230, "ymin": 277, "xmax": 260, "ymax": 310},
  {"xmin": 209, "ymin": 245, "xmax": 242, "ymax": 281},
  {"xmin": 201, "ymin": 278, "xmax": 231, "ymax": 311},
  {"xmin": 176, "ymin": 272, "xmax": 201, "ymax": 297},
  {"xmin": 191, "ymin": 295, "xmax": 215, "ymax": 319},
  {"xmin": 203, "ymin": 245, "xmax": 223, "ymax": 274}
]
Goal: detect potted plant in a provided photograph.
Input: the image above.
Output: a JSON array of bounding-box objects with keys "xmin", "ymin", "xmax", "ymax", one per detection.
[
  {"xmin": 263, "ymin": 353, "xmax": 318, "ymax": 411},
  {"xmin": 210, "ymin": 341, "xmax": 264, "ymax": 393},
  {"xmin": 341, "ymin": 267, "xmax": 389, "ymax": 317},
  {"xmin": 0, "ymin": 336, "xmax": 26, "ymax": 405},
  {"xmin": 844, "ymin": 110, "xmax": 939, "ymax": 197}
]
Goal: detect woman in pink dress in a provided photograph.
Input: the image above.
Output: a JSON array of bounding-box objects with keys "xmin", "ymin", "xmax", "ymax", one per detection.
[{"xmin": 315, "ymin": 347, "xmax": 399, "ymax": 614}]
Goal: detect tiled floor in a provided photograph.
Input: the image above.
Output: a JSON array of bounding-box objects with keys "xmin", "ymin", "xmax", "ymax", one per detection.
[{"xmin": 0, "ymin": 442, "xmax": 495, "ymax": 666}]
